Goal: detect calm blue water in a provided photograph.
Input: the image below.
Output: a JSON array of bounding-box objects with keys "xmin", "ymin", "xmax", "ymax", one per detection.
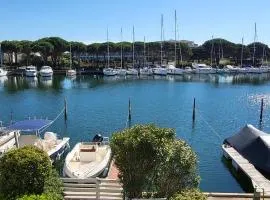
[{"xmin": 1, "ymin": 74, "xmax": 270, "ymax": 193}]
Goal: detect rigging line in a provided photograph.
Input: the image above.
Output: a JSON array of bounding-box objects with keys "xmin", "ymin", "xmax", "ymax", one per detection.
[{"xmin": 195, "ymin": 108, "xmax": 223, "ymax": 142}]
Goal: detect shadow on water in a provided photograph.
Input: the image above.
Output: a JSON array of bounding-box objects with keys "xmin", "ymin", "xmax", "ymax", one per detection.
[{"xmin": 221, "ymin": 156, "xmax": 254, "ymax": 193}]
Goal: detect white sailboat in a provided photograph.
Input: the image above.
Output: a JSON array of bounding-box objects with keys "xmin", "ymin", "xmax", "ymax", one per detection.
[
  {"xmin": 103, "ymin": 28, "xmax": 117, "ymax": 76},
  {"xmin": 66, "ymin": 44, "xmax": 77, "ymax": 77},
  {"xmin": 126, "ymin": 26, "xmax": 138, "ymax": 76},
  {"xmin": 63, "ymin": 136, "xmax": 111, "ymax": 178},
  {"xmin": 0, "ymin": 43, "xmax": 7, "ymax": 77},
  {"xmin": 116, "ymin": 28, "xmax": 127, "ymax": 76},
  {"xmin": 167, "ymin": 10, "xmax": 183, "ymax": 75},
  {"xmin": 153, "ymin": 14, "xmax": 167, "ymax": 76},
  {"xmin": 140, "ymin": 36, "xmax": 153, "ymax": 75}
]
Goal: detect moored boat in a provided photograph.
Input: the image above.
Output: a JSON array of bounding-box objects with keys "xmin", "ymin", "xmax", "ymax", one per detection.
[
  {"xmin": 40, "ymin": 66, "xmax": 53, "ymax": 77},
  {"xmin": 25, "ymin": 66, "xmax": 37, "ymax": 77},
  {"xmin": 63, "ymin": 135, "xmax": 111, "ymax": 178},
  {"xmin": 0, "ymin": 68, "xmax": 7, "ymax": 77}
]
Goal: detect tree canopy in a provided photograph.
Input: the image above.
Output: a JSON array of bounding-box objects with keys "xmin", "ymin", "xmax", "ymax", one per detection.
[{"xmin": 110, "ymin": 124, "xmax": 199, "ymax": 199}]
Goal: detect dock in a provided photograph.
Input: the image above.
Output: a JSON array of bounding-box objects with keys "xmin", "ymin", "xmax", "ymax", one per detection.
[{"xmin": 222, "ymin": 145, "xmax": 270, "ymax": 195}]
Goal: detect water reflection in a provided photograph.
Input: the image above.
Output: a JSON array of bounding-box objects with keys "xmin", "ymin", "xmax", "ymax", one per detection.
[{"xmin": 1, "ymin": 73, "xmax": 270, "ymax": 92}]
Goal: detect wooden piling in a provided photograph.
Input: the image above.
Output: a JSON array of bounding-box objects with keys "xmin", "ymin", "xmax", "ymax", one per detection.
[
  {"xmin": 128, "ymin": 98, "xmax": 131, "ymax": 120},
  {"xmin": 192, "ymin": 98, "xmax": 196, "ymax": 121},
  {"xmin": 64, "ymin": 98, "xmax": 67, "ymax": 120},
  {"xmin": 260, "ymin": 98, "xmax": 264, "ymax": 123}
]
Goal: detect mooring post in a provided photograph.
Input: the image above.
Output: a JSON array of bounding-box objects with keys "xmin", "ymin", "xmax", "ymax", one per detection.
[
  {"xmin": 64, "ymin": 98, "xmax": 67, "ymax": 120},
  {"xmin": 260, "ymin": 98, "xmax": 264, "ymax": 123},
  {"xmin": 128, "ymin": 98, "xmax": 131, "ymax": 121},
  {"xmin": 192, "ymin": 98, "xmax": 196, "ymax": 122}
]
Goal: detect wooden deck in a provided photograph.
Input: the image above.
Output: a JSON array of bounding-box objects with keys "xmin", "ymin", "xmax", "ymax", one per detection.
[{"xmin": 222, "ymin": 145, "xmax": 270, "ymax": 194}]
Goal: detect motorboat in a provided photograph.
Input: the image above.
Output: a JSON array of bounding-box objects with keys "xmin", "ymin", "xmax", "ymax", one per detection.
[
  {"xmin": 183, "ymin": 67, "xmax": 193, "ymax": 74},
  {"xmin": 103, "ymin": 68, "xmax": 117, "ymax": 76},
  {"xmin": 25, "ymin": 66, "xmax": 37, "ymax": 77},
  {"xmin": 193, "ymin": 63, "xmax": 216, "ymax": 74},
  {"xmin": 6, "ymin": 119, "xmax": 70, "ymax": 162},
  {"xmin": 40, "ymin": 66, "xmax": 53, "ymax": 77},
  {"xmin": 0, "ymin": 68, "xmax": 7, "ymax": 77},
  {"xmin": 115, "ymin": 68, "xmax": 127, "ymax": 76},
  {"xmin": 246, "ymin": 66, "xmax": 261, "ymax": 74},
  {"xmin": 259, "ymin": 66, "xmax": 270, "ymax": 73},
  {"xmin": 66, "ymin": 69, "xmax": 77, "ymax": 77},
  {"xmin": 139, "ymin": 67, "xmax": 153, "ymax": 76},
  {"xmin": 63, "ymin": 134, "xmax": 111, "ymax": 178},
  {"xmin": 153, "ymin": 66, "xmax": 167, "ymax": 76},
  {"xmin": 166, "ymin": 64, "xmax": 184, "ymax": 75},
  {"xmin": 126, "ymin": 68, "xmax": 138, "ymax": 76},
  {"xmin": 0, "ymin": 130, "xmax": 20, "ymax": 157}
]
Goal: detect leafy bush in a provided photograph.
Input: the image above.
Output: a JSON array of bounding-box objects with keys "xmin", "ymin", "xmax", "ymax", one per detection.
[
  {"xmin": 170, "ymin": 189, "xmax": 206, "ymax": 200},
  {"xmin": 17, "ymin": 193, "xmax": 61, "ymax": 200},
  {"xmin": 0, "ymin": 146, "xmax": 62, "ymax": 200},
  {"xmin": 111, "ymin": 124, "xmax": 200, "ymax": 199}
]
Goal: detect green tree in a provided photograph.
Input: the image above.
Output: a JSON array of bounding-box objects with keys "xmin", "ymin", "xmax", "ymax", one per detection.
[
  {"xmin": 19, "ymin": 40, "xmax": 33, "ymax": 65},
  {"xmin": 1, "ymin": 40, "xmax": 17, "ymax": 65},
  {"xmin": 32, "ymin": 41, "xmax": 54, "ymax": 65},
  {"xmin": 70, "ymin": 41, "xmax": 86, "ymax": 67},
  {"xmin": 0, "ymin": 146, "xmax": 62, "ymax": 200},
  {"xmin": 111, "ymin": 124, "xmax": 199, "ymax": 199}
]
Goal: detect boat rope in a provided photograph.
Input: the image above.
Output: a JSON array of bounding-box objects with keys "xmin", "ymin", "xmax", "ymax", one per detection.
[{"xmin": 195, "ymin": 108, "xmax": 223, "ymax": 142}]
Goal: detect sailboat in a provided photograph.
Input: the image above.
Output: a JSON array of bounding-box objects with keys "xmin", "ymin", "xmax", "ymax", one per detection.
[
  {"xmin": 66, "ymin": 44, "xmax": 77, "ymax": 77},
  {"xmin": 167, "ymin": 10, "xmax": 183, "ymax": 75},
  {"xmin": 126, "ymin": 26, "xmax": 138, "ymax": 75},
  {"xmin": 0, "ymin": 44, "xmax": 7, "ymax": 77},
  {"xmin": 140, "ymin": 36, "xmax": 153, "ymax": 75},
  {"xmin": 103, "ymin": 28, "xmax": 117, "ymax": 76},
  {"xmin": 116, "ymin": 28, "xmax": 127, "ymax": 76},
  {"xmin": 153, "ymin": 14, "xmax": 167, "ymax": 76}
]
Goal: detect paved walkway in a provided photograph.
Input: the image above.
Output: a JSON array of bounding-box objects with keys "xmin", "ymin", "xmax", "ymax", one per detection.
[{"xmin": 107, "ymin": 159, "xmax": 120, "ymax": 180}]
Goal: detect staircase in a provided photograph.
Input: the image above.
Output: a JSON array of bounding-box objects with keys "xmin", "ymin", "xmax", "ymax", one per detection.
[{"xmin": 62, "ymin": 178, "xmax": 123, "ymax": 200}]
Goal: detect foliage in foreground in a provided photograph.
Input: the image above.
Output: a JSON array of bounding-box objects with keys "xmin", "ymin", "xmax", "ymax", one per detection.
[
  {"xmin": 0, "ymin": 146, "xmax": 63, "ymax": 200},
  {"xmin": 111, "ymin": 124, "xmax": 199, "ymax": 199},
  {"xmin": 17, "ymin": 193, "xmax": 60, "ymax": 200},
  {"xmin": 170, "ymin": 189, "xmax": 207, "ymax": 200}
]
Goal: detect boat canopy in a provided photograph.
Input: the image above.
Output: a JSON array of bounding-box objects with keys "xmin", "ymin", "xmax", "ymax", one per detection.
[
  {"xmin": 7, "ymin": 119, "xmax": 53, "ymax": 133},
  {"xmin": 224, "ymin": 124, "xmax": 270, "ymax": 174}
]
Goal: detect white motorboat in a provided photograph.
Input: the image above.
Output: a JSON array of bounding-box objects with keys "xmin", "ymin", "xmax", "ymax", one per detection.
[
  {"xmin": 126, "ymin": 68, "xmax": 138, "ymax": 76},
  {"xmin": 25, "ymin": 66, "xmax": 37, "ymax": 77},
  {"xmin": 259, "ymin": 66, "xmax": 270, "ymax": 73},
  {"xmin": 193, "ymin": 63, "xmax": 216, "ymax": 74},
  {"xmin": 0, "ymin": 130, "xmax": 20, "ymax": 157},
  {"xmin": 246, "ymin": 67, "xmax": 261, "ymax": 74},
  {"xmin": 66, "ymin": 69, "xmax": 77, "ymax": 77},
  {"xmin": 140, "ymin": 67, "xmax": 153, "ymax": 75},
  {"xmin": 115, "ymin": 68, "xmax": 127, "ymax": 76},
  {"xmin": 63, "ymin": 136, "xmax": 111, "ymax": 178},
  {"xmin": 0, "ymin": 68, "xmax": 7, "ymax": 77},
  {"xmin": 40, "ymin": 66, "xmax": 53, "ymax": 77},
  {"xmin": 153, "ymin": 66, "xmax": 167, "ymax": 76},
  {"xmin": 183, "ymin": 67, "xmax": 193, "ymax": 74},
  {"xmin": 166, "ymin": 64, "xmax": 184, "ymax": 75},
  {"xmin": 103, "ymin": 68, "xmax": 117, "ymax": 76}
]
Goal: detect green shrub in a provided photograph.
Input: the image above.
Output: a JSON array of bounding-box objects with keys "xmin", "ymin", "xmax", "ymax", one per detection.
[
  {"xmin": 170, "ymin": 189, "xmax": 206, "ymax": 200},
  {"xmin": 17, "ymin": 193, "xmax": 61, "ymax": 200},
  {"xmin": 0, "ymin": 146, "xmax": 62, "ymax": 200}
]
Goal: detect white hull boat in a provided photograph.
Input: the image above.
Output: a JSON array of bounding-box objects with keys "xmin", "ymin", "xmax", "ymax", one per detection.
[
  {"xmin": 25, "ymin": 66, "xmax": 37, "ymax": 77},
  {"xmin": 40, "ymin": 66, "xmax": 53, "ymax": 77},
  {"xmin": 103, "ymin": 68, "xmax": 117, "ymax": 76},
  {"xmin": 63, "ymin": 139, "xmax": 111, "ymax": 178},
  {"xmin": 0, "ymin": 68, "xmax": 7, "ymax": 77},
  {"xmin": 0, "ymin": 130, "xmax": 20, "ymax": 156},
  {"xmin": 115, "ymin": 68, "xmax": 127, "ymax": 76},
  {"xmin": 126, "ymin": 68, "xmax": 138, "ymax": 76},
  {"xmin": 183, "ymin": 67, "xmax": 193, "ymax": 74},
  {"xmin": 66, "ymin": 69, "xmax": 77, "ymax": 77},
  {"xmin": 153, "ymin": 67, "xmax": 167, "ymax": 76},
  {"xmin": 139, "ymin": 67, "xmax": 153, "ymax": 75}
]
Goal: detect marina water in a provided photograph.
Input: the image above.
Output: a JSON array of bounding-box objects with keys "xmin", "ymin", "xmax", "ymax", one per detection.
[{"xmin": 1, "ymin": 74, "xmax": 270, "ymax": 193}]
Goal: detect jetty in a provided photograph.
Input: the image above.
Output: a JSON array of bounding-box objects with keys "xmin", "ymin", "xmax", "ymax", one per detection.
[{"xmin": 222, "ymin": 144, "xmax": 270, "ymax": 195}]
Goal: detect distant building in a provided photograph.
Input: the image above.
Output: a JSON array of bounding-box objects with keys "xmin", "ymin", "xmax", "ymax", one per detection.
[{"xmin": 166, "ymin": 39, "xmax": 199, "ymax": 48}]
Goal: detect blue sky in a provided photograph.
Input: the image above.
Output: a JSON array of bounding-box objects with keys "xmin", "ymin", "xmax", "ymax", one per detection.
[{"xmin": 0, "ymin": 0, "xmax": 269, "ymax": 45}]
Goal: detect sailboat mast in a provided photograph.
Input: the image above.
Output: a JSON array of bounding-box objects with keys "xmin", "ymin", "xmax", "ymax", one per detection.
[
  {"xmin": 210, "ymin": 35, "xmax": 214, "ymax": 66},
  {"xmin": 0, "ymin": 43, "xmax": 2, "ymax": 68},
  {"xmin": 69, "ymin": 44, "xmax": 72, "ymax": 69},
  {"xmin": 262, "ymin": 46, "xmax": 265, "ymax": 65},
  {"xmin": 160, "ymin": 14, "xmax": 163, "ymax": 66},
  {"xmin": 252, "ymin": 22, "xmax": 257, "ymax": 66},
  {"xmin": 132, "ymin": 26, "xmax": 135, "ymax": 67},
  {"xmin": 121, "ymin": 28, "xmax": 123, "ymax": 69},
  {"xmin": 107, "ymin": 28, "xmax": 110, "ymax": 68},
  {"xmin": 143, "ymin": 36, "xmax": 146, "ymax": 68},
  {"xmin": 241, "ymin": 37, "xmax": 244, "ymax": 67},
  {"xmin": 174, "ymin": 10, "xmax": 177, "ymax": 66}
]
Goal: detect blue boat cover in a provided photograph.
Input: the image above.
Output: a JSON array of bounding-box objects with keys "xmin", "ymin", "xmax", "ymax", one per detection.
[{"xmin": 7, "ymin": 119, "xmax": 53, "ymax": 132}]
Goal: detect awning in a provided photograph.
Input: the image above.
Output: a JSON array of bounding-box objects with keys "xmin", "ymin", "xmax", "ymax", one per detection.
[{"xmin": 7, "ymin": 119, "xmax": 53, "ymax": 133}]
